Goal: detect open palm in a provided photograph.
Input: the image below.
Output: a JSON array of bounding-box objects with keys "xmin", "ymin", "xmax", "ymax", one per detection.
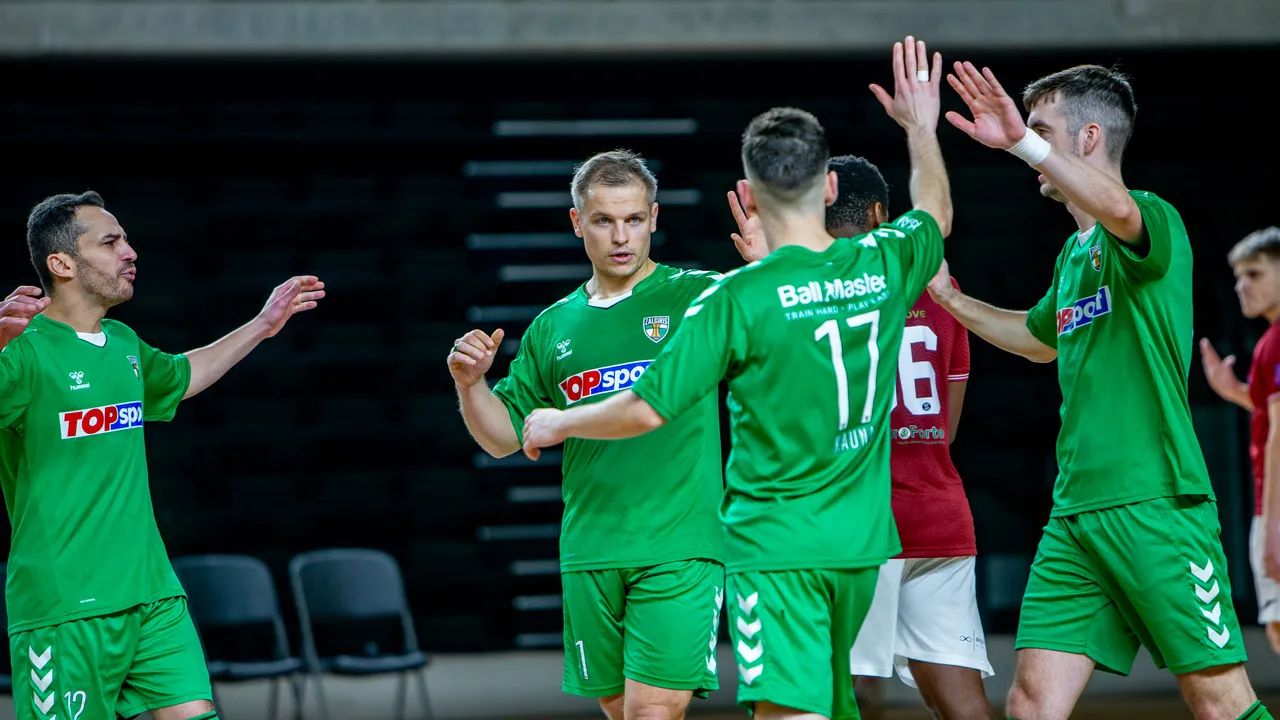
[
  {"xmin": 945, "ymin": 61, "xmax": 1028, "ymax": 150},
  {"xmin": 257, "ymin": 276, "xmax": 325, "ymax": 338}
]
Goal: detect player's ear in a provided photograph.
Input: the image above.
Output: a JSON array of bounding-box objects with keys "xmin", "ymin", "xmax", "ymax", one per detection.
[
  {"xmin": 569, "ymin": 207, "xmax": 584, "ymax": 238},
  {"xmin": 46, "ymin": 253, "xmax": 75, "ymax": 282},
  {"xmin": 871, "ymin": 201, "xmax": 888, "ymax": 226},
  {"xmin": 824, "ymin": 170, "xmax": 838, "ymax": 207},
  {"xmin": 737, "ymin": 179, "xmax": 758, "ymax": 216},
  {"xmin": 1081, "ymin": 122, "xmax": 1103, "ymax": 159},
  {"xmin": 649, "ymin": 202, "xmax": 659, "ymax": 232}
]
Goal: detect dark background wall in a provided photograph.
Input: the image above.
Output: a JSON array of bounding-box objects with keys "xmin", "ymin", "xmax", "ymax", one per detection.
[{"xmin": 0, "ymin": 46, "xmax": 1274, "ymax": 653}]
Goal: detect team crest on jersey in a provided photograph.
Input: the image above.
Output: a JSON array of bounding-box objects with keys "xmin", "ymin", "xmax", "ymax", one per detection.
[
  {"xmin": 1089, "ymin": 242, "xmax": 1102, "ymax": 272},
  {"xmin": 126, "ymin": 355, "xmax": 140, "ymax": 379},
  {"xmin": 643, "ymin": 316, "xmax": 670, "ymax": 343}
]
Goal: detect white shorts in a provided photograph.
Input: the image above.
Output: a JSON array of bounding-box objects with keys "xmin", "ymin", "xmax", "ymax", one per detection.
[
  {"xmin": 1249, "ymin": 516, "xmax": 1280, "ymax": 624},
  {"xmin": 849, "ymin": 556, "xmax": 993, "ymax": 688}
]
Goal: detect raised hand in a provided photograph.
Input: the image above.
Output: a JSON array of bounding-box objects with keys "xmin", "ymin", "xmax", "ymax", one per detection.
[
  {"xmin": 256, "ymin": 276, "xmax": 325, "ymax": 339},
  {"xmin": 0, "ymin": 286, "xmax": 49, "ymax": 350},
  {"xmin": 522, "ymin": 408, "xmax": 565, "ymax": 461},
  {"xmin": 945, "ymin": 62, "xmax": 1029, "ymax": 150},
  {"xmin": 448, "ymin": 328, "xmax": 506, "ymax": 388},
  {"xmin": 869, "ymin": 36, "xmax": 942, "ymax": 134},
  {"xmin": 1198, "ymin": 338, "xmax": 1243, "ymax": 401},
  {"xmin": 727, "ymin": 189, "xmax": 768, "ymax": 262}
]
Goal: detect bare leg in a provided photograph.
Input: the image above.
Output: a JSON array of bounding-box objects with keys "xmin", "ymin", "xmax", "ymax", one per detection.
[
  {"xmin": 1003, "ymin": 648, "xmax": 1094, "ymax": 720},
  {"xmin": 1177, "ymin": 663, "xmax": 1259, "ymax": 720},
  {"xmin": 908, "ymin": 660, "xmax": 992, "ymax": 720},
  {"xmin": 622, "ymin": 678, "xmax": 694, "ymax": 720}
]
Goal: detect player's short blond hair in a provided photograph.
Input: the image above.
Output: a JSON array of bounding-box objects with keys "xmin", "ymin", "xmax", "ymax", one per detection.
[
  {"xmin": 1228, "ymin": 227, "xmax": 1280, "ymax": 266},
  {"xmin": 570, "ymin": 149, "xmax": 658, "ymax": 211}
]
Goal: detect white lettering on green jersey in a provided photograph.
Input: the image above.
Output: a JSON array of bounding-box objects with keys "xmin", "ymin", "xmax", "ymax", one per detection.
[{"xmin": 632, "ymin": 211, "xmax": 945, "ymax": 572}]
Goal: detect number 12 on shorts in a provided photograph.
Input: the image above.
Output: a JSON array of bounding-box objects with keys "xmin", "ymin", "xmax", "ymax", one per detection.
[{"xmin": 815, "ymin": 310, "xmax": 880, "ymax": 430}]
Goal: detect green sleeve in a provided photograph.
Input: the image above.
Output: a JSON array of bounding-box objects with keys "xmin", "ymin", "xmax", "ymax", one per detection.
[
  {"xmin": 139, "ymin": 338, "xmax": 191, "ymax": 422},
  {"xmin": 1103, "ymin": 190, "xmax": 1176, "ymax": 284},
  {"xmin": 632, "ymin": 279, "xmax": 742, "ymax": 422},
  {"xmin": 1026, "ymin": 259, "xmax": 1062, "ymax": 349},
  {"xmin": 0, "ymin": 339, "xmax": 33, "ymax": 430},
  {"xmin": 879, "ymin": 210, "xmax": 944, "ymax": 303},
  {"xmin": 491, "ymin": 322, "xmax": 554, "ymax": 443}
]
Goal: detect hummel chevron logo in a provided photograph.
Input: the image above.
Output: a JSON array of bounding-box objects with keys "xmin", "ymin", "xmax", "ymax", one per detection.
[
  {"xmin": 1195, "ymin": 580, "xmax": 1220, "ymax": 604},
  {"xmin": 1201, "ymin": 602, "xmax": 1222, "ymax": 625},
  {"xmin": 31, "ymin": 668, "xmax": 52, "ymax": 692},
  {"xmin": 1190, "ymin": 557, "xmax": 1231, "ymax": 649},
  {"xmin": 29, "ymin": 646, "xmax": 50, "ymax": 670},
  {"xmin": 737, "ymin": 592, "xmax": 758, "ymax": 614},
  {"xmin": 738, "ymin": 663, "xmax": 763, "ymax": 685},
  {"xmin": 33, "ymin": 689, "xmax": 54, "ymax": 714},
  {"xmin": 737, "ymin": 617, "xmax": 762, "ymax": 639},
  {"xmin": 737, "ymin": 639, "xmax": 763, "ymax": 663}
]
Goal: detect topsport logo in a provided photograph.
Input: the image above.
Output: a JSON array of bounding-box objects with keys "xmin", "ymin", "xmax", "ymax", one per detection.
[
  {"xmin": 60, "ymin": 401, "xmax": 144, "ymax": 439},
  {"xmin": 559, "ymin": 360, "xmax": 651, "ymax": 404},
  {"xmin": 1057, "ymin": 286, "xmax": 1112, "ymax": 336}
]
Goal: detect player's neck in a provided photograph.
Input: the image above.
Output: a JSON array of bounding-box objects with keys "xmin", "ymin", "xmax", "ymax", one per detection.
[
  {"xmin": 1065, "ymin": 203, "xmax": 1097, "ymax": 234},
  {"xmin": 761, "ymin": 209, "xmax": 835, "ymax": 254},
  {"xmin": 587, "ymin": 258, "xmax": 657, "ymax": 301},
  {"xmin": 42, "ymin": 292, "xmax": 108, "ymax": 334}
]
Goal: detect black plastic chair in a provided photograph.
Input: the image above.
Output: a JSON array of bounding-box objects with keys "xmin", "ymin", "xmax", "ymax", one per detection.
[
  {"xmin": 172, "ymin": 554, "xmax": 305, "ymax": 720},
  {"xmin": 288, "ymin": 549, "xmax": 432, "ymax": 720}
]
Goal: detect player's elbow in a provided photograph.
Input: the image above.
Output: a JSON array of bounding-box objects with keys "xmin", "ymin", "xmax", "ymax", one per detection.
[
  {"xmin": 1024, "ymin": 344, "xmax": 1057, "ymax": 364},
  {"xmin": 1109, "ymin": 198, "xmax": 1143, "ymax": 243},
  {"xmin": 628, "ymin": 394, "xmax": 668, "ymax": 433}
]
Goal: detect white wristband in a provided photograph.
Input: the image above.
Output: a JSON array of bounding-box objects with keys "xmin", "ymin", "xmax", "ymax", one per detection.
[{"xmin": 1007, "ymin": 127, "xmax": 1051, "ymax": 165}]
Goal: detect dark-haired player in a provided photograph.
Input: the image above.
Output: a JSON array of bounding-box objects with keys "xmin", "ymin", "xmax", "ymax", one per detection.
[{"xmin": 932, "ymin": 60, "xmax": 1269, "ymax": 719}]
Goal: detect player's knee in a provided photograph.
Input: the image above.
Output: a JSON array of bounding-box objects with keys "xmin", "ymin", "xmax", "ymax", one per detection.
[
  {"xmin": 597, "ymin": 693, "xmax": 624, "ymax": 720},
  {"xmin": 626, "ymin": 693, "xmax": 689, "ymax": 720},
  {"xmin": 1177, "ymin": 663, "xmax": 1257, "ymax": 720},
  {"xmin": 1005, "ymin": 680, "xmax": 1057, "ymax": 720}
]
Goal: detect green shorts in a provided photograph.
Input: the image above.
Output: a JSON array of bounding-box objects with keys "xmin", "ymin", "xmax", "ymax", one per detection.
[
  {"xmin": 1017, "ymin": 495, "xmax": 1249, "ymax": 675},
  {"xmin": 729, "ymin": 567, "xmax": 878, "ymax": 720},
  {"xmin": 9, "ymin": 596, "xmax": 213, "ymax": 720},
  {"xmin": 561, "ymin": 559, "xmax": 724, "ymax": 699}
]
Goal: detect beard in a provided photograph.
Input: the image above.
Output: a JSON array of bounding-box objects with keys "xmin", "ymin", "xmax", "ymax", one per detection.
[
  {"xmin": 1040, "ymin": 139, "xmax": 1082, "ymax": 204},
  {"xmin": 79, "ymin": 261, "xmax": 133, "ymax": 307}
]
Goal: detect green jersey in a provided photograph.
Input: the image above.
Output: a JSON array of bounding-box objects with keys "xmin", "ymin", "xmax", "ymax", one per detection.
[
  {"xmin": 0, "ymin": 314, "xmax": 190, "ymax": 633},
  {"xmin": 1026, "ymin": 190, "xmax": 1213, "ymax": 515},
  {"xmin": 632, "ymin": 211, "xmax": 945, "ymax": 573},
  {"xmin": 493, "ymin": 264, "xmax": 725, "ymax": 571}
]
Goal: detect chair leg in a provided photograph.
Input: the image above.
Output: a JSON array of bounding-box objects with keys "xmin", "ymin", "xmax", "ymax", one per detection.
[
  {"xmin": 268, "ymin": 676, "xmax": 281, "ymax": 720},
  {"xmin": 414, "ymin": 669, "xmax": 434, "ymax": 720},
  {"xmin": 394, "ymin": 672, "xmax": 408, "ymax": 720},
  {"xmin": 310, "ymin": 672, "xmax": 331, "ymax": 720},
  {"xmin": 290, "ymin": 673, "xmax": 306, "ymax": 720}
]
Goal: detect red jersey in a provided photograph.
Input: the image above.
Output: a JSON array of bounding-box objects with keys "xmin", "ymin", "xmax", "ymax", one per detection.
[
  {"xmin": 1247, "ymin": 322, "xmax": 1280, "ymax": 516},
  {"xmin": 889, "ymin": 277, "xmax": 977, "ymax": 558}
]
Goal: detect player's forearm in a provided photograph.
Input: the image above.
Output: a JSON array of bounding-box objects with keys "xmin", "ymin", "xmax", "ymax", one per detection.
[
  {"xmin": 1264, "ymin": 426, "xmax": 1280, "ymax": 524},
  {"xmin": 936, "ymin": 292, "xmax": 1056, "ymax": 363},
  {"xmin": 182, "ymin": 319, "xmax": 272, "ymax": 399},
  {"xmin": 456, "ymin": 381, "xmax": 521, "ymax": 458},
  {"xmin": 557, "ymin": 391, "xmax": 666, "ymax": 441},
  {"xmin": 1033, "ymin": 150, "xmax": 1141, "ymax": 243},
  {"xmin": 906, "ymin": 128, "xmax": 953, "ymax": 238}
]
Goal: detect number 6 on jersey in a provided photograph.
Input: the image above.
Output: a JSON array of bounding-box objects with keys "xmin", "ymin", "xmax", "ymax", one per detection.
[{"xmin": 814, "ymin": 311, "xmax": 880, "ymax": 430}]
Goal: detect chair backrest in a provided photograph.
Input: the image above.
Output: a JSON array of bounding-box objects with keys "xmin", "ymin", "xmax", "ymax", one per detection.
[
  {"xmin": 172, "ymin": 554, "xmax": 292, "ymax": 660},
  {"xmin": 288, "ymin": 548, "xmax": 420, "ymax": 664}
]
